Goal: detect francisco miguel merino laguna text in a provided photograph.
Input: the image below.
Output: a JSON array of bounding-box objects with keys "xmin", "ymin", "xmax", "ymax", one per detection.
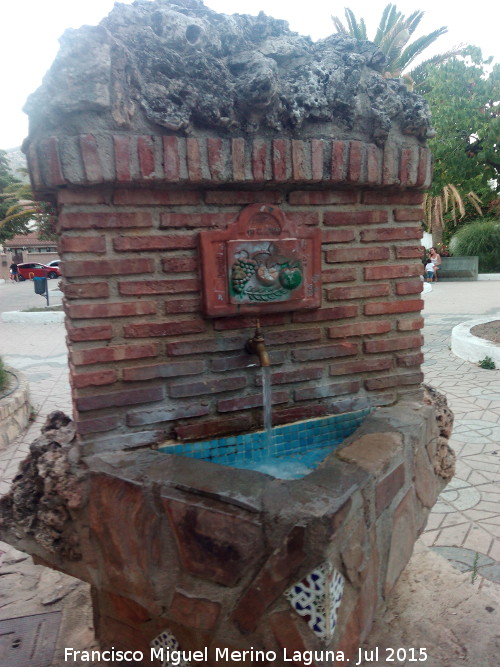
[{"xmin": 64, "ymin": 646, "xmax": 350, "ymax": 664}]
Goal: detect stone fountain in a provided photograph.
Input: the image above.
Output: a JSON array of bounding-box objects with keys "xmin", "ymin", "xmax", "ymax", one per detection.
[{"xmin": 0, "ymin": 1, "xmax": 455, "ymax": 665}]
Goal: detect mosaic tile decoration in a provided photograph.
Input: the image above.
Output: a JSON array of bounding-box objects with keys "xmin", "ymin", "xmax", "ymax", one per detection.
[
  {"xmin": 285, "ymin": 561, "xmax": 344, "ymax": 643},
  {"xmin": 159, "ymin": 408, "xmax": 370, "ymax": 479},
  {"xmin": 150, "ymin": 629, "xmax": 191, "ymax": 667}
]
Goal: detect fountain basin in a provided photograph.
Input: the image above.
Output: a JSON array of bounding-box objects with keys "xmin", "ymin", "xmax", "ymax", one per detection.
[{"xmin": 159, "ymin": 409, "xmax": 371, "ymax": 479}]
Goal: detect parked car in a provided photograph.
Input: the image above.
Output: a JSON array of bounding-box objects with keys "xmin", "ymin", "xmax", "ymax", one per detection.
[
  {"xmin": 47, "ymin": 259, "xmax": 61, "ymax": 268},
  {"xmin": 17, "ymin": 262, "xmax": 61, "ymax": 280}
]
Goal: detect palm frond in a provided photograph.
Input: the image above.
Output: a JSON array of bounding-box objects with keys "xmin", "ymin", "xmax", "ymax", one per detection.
[
  {"xmin": 396, "ymin": 27, "xmax": 448, "ymax": 71},
  {"xmin": 447, "ymin": 184, "xmax": 466, "ymax": 217},
  {"xmin": 466, "ymin": 191, "xmax": 484, "ymax": 216},
  {"xmin": 331, "ymin": 15, "xmax": 348, "ymax": 34},
  {"xmin": 344, "ymin": 8, "xmax": 368, "ymax": 41},
  {"xmin": 405, "ymin": 11, "xmax": 425, "ymax": 36}
]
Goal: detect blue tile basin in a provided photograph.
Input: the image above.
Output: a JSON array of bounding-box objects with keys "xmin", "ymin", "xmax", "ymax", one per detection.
[{"xmin": 158, "ymin": 408, "xmax": 370, "ymax": 480}]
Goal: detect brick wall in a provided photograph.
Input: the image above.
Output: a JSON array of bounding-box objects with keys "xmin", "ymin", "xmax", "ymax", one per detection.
[{"xmin": 27, "ymin": 134, "xmax": 429, "ymax": 453}]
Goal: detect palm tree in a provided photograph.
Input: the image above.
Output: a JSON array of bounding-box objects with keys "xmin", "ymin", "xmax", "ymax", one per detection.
[{"xmin": 332, "ymin": 4, "xmax": 463, "ymax": 89}]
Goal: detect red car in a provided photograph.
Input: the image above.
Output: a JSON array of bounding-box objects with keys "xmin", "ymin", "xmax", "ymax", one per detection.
[{"xmin": 17, "ymin": 262, "xmax": 61, "ymax": 280}]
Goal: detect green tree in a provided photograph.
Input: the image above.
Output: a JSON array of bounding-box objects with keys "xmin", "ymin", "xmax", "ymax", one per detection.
[
  {"xmin": 0, "ymin": 159, "xmax": 56, "ymax": 244},
  {"xmin": 332, "ymin": 3, "xmax": 462, "ymax": 88},
  {"xmin": 423, "ymin": 48, "xmax": 500, "ymax": 243}
]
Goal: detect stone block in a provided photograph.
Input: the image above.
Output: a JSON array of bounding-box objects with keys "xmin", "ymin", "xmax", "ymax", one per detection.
[
  {"xmin": 384, "ymin": 489, "xmax": 417, "ymax": 596},
  {"xmin": 169, "ymin": 590, "xmax": 221, "ymax": 631},
  {"xmin": 163, "ymin": 498, "xmax": 264, "ymax": 587},
  {"xmin": 338, "ymin": 433, "xmax": 403, "ymax": 477}
]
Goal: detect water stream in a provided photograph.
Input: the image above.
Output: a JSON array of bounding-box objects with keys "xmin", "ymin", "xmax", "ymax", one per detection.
[{"xmin": 261, "ymin": 365, "xmax": 273, "ymax": 449}]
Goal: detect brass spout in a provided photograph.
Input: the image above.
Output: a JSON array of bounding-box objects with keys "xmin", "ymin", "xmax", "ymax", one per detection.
[{"xmin": 245, "ymin": 320, "xmax": 271, "ymax": 367}]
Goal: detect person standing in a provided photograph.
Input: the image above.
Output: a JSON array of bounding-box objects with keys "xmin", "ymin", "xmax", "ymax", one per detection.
[{"xmin": 9, "ymin": 262, "xmax": 19, "ymax": 282}]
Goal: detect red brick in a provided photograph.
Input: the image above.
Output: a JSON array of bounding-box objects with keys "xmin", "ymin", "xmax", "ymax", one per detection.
[
  {"xmin": 119, "ymin": 279, "xmax": 199, "ymax": 295},
  {"xmin": 170, "ymin": 375, "xmax": 246, "ymax": 398},
  {"xmin": 365, "ymin": 371, "xmax": 423, "ymax": 391},
  {"xmin": 348, "ymin": 140, "xmax": 363, "ymax": 182},
  {"xmin": 232, "ymin": 137, "xmax": 246, "ymax": 180},
  {"xmin": 362, "ymin": 191, "xmax": 424, "ymax": 205},
  {"xmin": 273, "ymin": 404, "xmax": 328, "ymax": 425},
  {"xmin": 59, "ymin": 212, "xmax": 152, "ymax": 230},
  {"xmin": 292, "ymin": 140, "xmax": 308, "ymax": 180},
  {"xmin": 293, "ymin": 342, "xmax": 358, "ymax": 361},
  {"xmin": 160, "ymin": 212, "xmax": 234, "ymax": 229},
  {"xmin": 166, "ymin": 337, "xmax": 244, "ymax": 356},
  {"xmin": 284, "ymin": 211, "xmax": 320, "ymax": 226},
  {"xmin": 327, "ymin": 321, "xmax": 392, "ymax": 338},
  {"xmin": 322, "ymin": 229, "xmax": 356, "ymax": 244},
  {"xmin": 364, "ymin": 299, "xmax": 424, "ymax": 316},
  {"xmin": 396, "ymin": 351, "xmax": 425, "ymax": 367},
  {"xmin": 396, "ymin": 245, "xmax": 425, "ymax": 259},
  {"xmin": 326, "ymin": 247, "xmax": 390, "ymax": 263},
  {"xmin": 327, "ymin": 284, "xmax": 390, "ymax": 300},
  {"xmin": 395, "ymin": 280, "xmax": 423, "ymax": 296},
  {"xmin": 78, "ymin": 415, "xmax": 121, "ymax": 435},
  {"xmin": 204, "ymin": 190, "xmax": 282, "ymax": 205},
  {"xmin": 292, "ymin": 305, "xmax": 358, "ymax": 322},
  {"xmin": 256, "ymin": 367, "xmax": 323, "ymax": 386},
  {"xmin": 73, "ymin": 369, "xmax": 118, "ymax": 389},
  {"xmin": 39, "ymin": 136, "xmax": 65, "ymax": 186},
  {"xmin": 364, "ymin": 334, "xmax": 423, "ymax": 353},
  {"xmin": 397, "ymin": 316, "xmax": 424, "ymax": 331},
  {"xmin": 165, "ymin": 298, "xmax": 200, "ymax": 314},
  {"xmin": 321, "ymin": 267, "xmax": 357, "ymax": 283},
  {"xmin": 67, "ymin": 324, "xmax": 113, "ymax": 342},
  {"xmin": 311, "ymin": 139, "xmax": 324, "ymax": 180},
  {"xmin": 123, "ymin": 320, "xmax": 206, "ymax": 338},
  {"xmin": 366, "ymin": 144, "xmax": 382, "ymax": 184},
  {"xmin": 394, "ymin": 207, "xmax": 424, "ymax": 222},
  {"xmin": 382, "ymin": 143, "xmax": 399, "ymax": 185},
  {"xmin": 187, "ymin": 137, "xmax": 202, "ymax": 181},
  {"xmin": 399, "ymin": 147, "xmax": 418, "ymax": 186},
  {"xmin": 59, "ymin": 236, "xmax": 106, "ymax": 253},
  {"xmin": 416, "ymin": 147, "xmax": 431, "ymax": 188},
  {"xmin": 163, "ymin": 136, "xmax": 182, "ymax": 180},
  {"xmin": 76, "ymin": 385, "xmax": 164, "ymax": 411},
  {"xmin": 64, "ymin": 257, "xmax": 154, "ymax": 278},
  {"xmin": 127, "ymin": 403, "xmax": 209, "ymax": 427},
  {"xmin": 295, "ymin": 380, "xmax": 360, "ymax": 401},
  {"xmin": 64, "ymin": 282, "xmax": 109, "ymax": 300},
  {"xmin": 272, "ymin": 138, "xmax": 290, "ymax": 181},
  {"xmin": 331, "ymin": 140, "xmax": 347, "ymax": 181},
  {"xmin": 174, "ymin": 414, "xmax": 253, "ymax": 441},
  {"xmin": 80, "ymin": 134, "xmax": 103, "ymax": 183},
  {"xmin": 329, "ymin": 358, "xmax": 392, "ymax": 376},
  {"xmin": 137, "ymin": 136, "xmax": 156, "ymax": 179},
  {"xmin": 26, "ymin": 143, "xmax": 43, "ymax": 190},
  {"xmin": 217, "ymin": 390, "xmax": 289, "ymax": 412},
  {"xmin": 360, "ymin": 226, "xmax": 422, "ymax": 242},
  {"xmin": 161, "ymin": 256, "xmax": 197, "ymax": 272},
  {"xmin": 123, "ymin": 360, "xmax": 205, "ymax": 382},
  {"xmin": 207, "ymin": 137, "xmax": 225, "ymax": 180},
  {"xmin": 71, "ymin": 343, "xmax": 159, "ymax": 366},
  {"xmin": 288, "ymin": 190, "xmax": 357, "ymax": 206},
  {"xmin": 324, "ymin": 210, "xmax": 389, "ymax": 225},
  {"xmin": 113, "ymin": 190, "xmax": 200, "ymax": 205},
  {"xmin": 265, "ymin": 328, "xmax": 322, "ymax": 346},
  {"xmin": 364, "ymin": 264, "xmax": 423, "ymax": 280},
  {"xmin": 114, "ymin": 135, "xmax": 132, "ymax": 182},
  {"xmin": 113, "ymin": 235, "xmax": 196, "ymax": 251},
  {"xmin": 251, "ymin": 138, "xmax": 269, "ymax": 181},
  {"xmin": 58, "ymin": 189, "xmax": 109, "ymax": 205},
  {"xmin": 66, "ymin": 301, "xmax": 156, "ymax": 319}
]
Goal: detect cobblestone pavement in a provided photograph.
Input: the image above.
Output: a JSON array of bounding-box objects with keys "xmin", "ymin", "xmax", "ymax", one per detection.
[
  {"xmin": 418, "ymin": 283, "xmax": 500, "ymax": 601},
  {"xmin": 0, "ymin": 279, "xmax": 499, "ymax": 664}
]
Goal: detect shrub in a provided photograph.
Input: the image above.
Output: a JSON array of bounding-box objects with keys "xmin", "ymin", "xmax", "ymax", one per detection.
[
  {"xmin": 449, "ymin": 220, "xmax": 500, "ymax": 272},
  {"xmin": 0, "ymin": 357, "xmax": 8, "ymax": 393}
]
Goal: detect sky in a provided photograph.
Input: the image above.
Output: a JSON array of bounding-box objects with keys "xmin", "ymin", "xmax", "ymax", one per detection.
[{"xmin": 1, "ymin": 0, "xmax": 498, "ymax": 151}]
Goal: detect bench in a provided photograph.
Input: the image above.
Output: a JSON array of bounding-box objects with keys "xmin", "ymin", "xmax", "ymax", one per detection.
[{"xmin": 438, "ymin": 256, "xmax": 478, "ymax": 281}]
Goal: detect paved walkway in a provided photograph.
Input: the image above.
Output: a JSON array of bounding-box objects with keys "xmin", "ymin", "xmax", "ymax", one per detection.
[{"xmin": 0, "ymin": 278, "xmax": 499, "ymax": 664}]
